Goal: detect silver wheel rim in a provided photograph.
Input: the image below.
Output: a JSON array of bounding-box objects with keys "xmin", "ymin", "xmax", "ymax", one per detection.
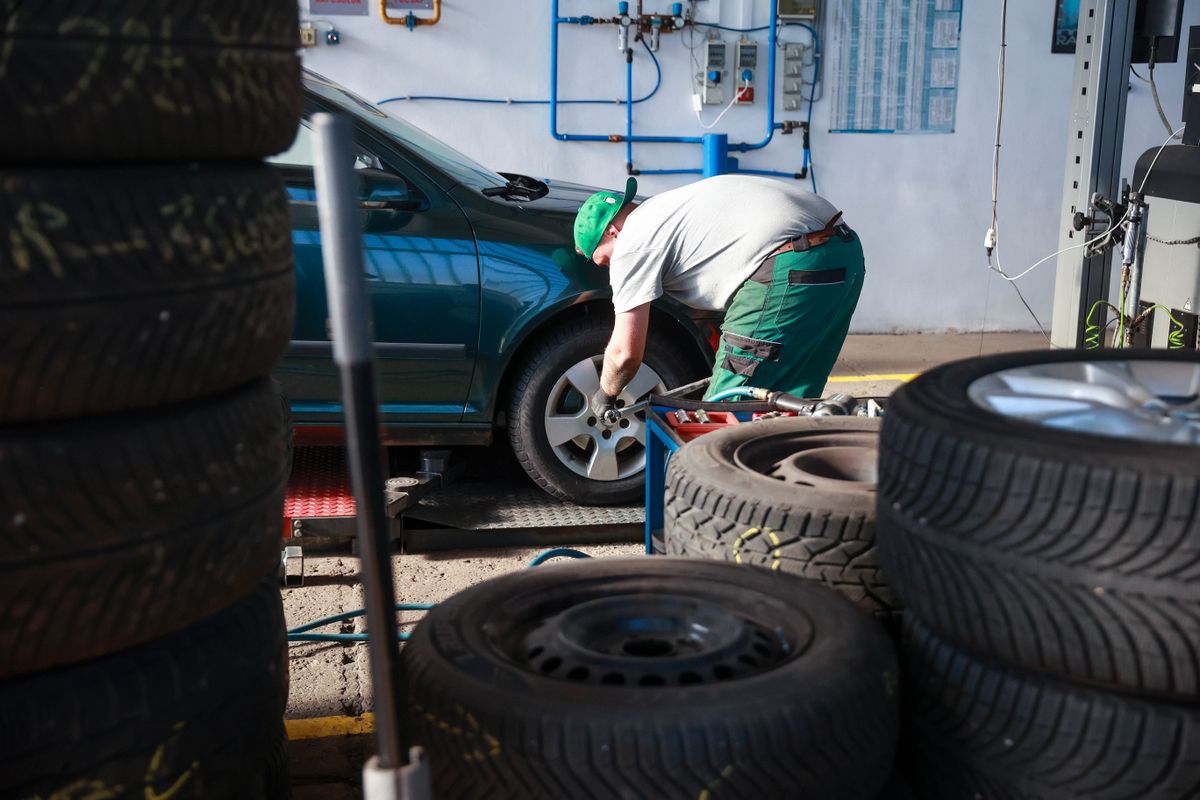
[
  {"xmin": 967, "ymin": 359, "xmax": 1200, "ymax": 444},
  {"xmin": 543, "ymin": 357, "xmax": 666, "ymax": 481}
]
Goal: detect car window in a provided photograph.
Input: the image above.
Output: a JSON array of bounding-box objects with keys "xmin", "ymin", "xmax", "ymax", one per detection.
[
  {"xmin": 269, "ymin": 121, "xmax": 382, "ymax": 171},
  {"xmin": 303, "ymin": 70, "xmax": 507, "ymax": 193}
]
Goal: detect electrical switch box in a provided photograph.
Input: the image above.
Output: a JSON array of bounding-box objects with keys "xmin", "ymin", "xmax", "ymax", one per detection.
[
  {"xmin": 778, "ymin": 0, "xmax": 819, "ymax": 20},
  {"xmin": 734, "ymin": 39, "xmax": 757, "ymax": 104},
  {"xmin": 702, "ymin": 39, "xmax": 726, "ymax": 105}
]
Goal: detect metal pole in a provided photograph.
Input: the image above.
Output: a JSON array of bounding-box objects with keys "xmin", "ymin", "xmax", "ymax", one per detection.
[
  {"xmin": 1122, "ymin": 196, "xmax": 1148, "ymax": 345},
  {"xmin": 1050, "ymin": 0, "xmax": 1136, "ymax": 347},
  {"xmin": 311, "ymin": 114, "xmax": 406, "ymax": 772}
]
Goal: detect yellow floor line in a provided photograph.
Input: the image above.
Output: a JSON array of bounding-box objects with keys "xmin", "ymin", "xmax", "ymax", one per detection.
[
  {"xmin": 827, "ymin": 373, "xmax": 917, "ymax": 383},
  {"xmin": 286, "ymin": 713, "xmax": 375, "ymax": 740}
]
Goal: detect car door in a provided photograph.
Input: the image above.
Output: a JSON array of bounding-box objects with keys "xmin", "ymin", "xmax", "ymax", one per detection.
[{"xmin": 270, "ymin": 116, "xmax": 481, "ymax": 426}]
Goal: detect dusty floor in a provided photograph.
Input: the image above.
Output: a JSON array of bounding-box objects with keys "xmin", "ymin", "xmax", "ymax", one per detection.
[{"xmin": 283, "ymin": 331, "xmax": 1045, "ymax": 796}]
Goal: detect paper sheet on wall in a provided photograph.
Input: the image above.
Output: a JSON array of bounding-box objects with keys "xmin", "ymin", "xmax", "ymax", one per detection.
[{"xmin": 829, "ymin": 0, "xmax": 963, "ymax": 134}]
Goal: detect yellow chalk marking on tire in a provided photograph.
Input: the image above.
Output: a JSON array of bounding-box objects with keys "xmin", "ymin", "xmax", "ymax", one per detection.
[
  {"xmin": 766, "ymin": 530, "xmax": 783, "ymax": 569},
  {"xmin": 732, "ymin": 527, "xmax": 761, "ymax": 564}
]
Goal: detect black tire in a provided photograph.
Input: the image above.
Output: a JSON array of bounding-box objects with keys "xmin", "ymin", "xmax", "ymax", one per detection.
[
  {"xmin": 0, "ymin": 380, "xmax": 289, "ymax": 678},
  {"xmin": 0, "ymin": 581, "xmax": 289, "ymax": 799},
  {"xmin": 398, "ymin": 557, "xmax": 899, "ymax": 800},
  {"xmin": 0, "ymin": 164, "xmax": 295, "ymax": 422},
  {"xmin": 877, "ymin": 349, "xmax": 1200, "ymax": 699},
  {"xmin": 508, "ymin": 316, "xmax": 702, "ymax": 505},
  {"xmin": 904, "ymin": 618, "xmax": 1200, "ymax": 799},
  {"xmin": 664, "ymin": 417, "xmax": 896, "ymax": 622},
  {"xmin": 0, "ymin": 2, "xmax": 301, "ymax": 163}
]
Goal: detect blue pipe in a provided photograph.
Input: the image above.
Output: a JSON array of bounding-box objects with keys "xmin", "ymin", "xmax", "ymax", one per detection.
[
  {"xmin": 635, "ymin": 168, "xmax": 703, "ymax": 175},
  {"xmin": 737, "ymin": 168, "xmax": 802, "ymax": 178},
  {"xmin": 551, "ymin": 0, "xmax": 701, "ymax": 145},
  {"xmin": 707, "ymin": 387, "xmax": 762, "ymax": 401},
  {"xmin": 626, "ymin": 47, "xmax": 633, "ymax": 168},
  {"xmin": 702, "ymin": 133, "xmax": 729, "ymax": 177}
]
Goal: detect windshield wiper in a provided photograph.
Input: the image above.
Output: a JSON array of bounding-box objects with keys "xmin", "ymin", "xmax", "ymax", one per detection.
[{"xmin": 481, "ymin": 172, "xmax": 549, "ymax": 201}]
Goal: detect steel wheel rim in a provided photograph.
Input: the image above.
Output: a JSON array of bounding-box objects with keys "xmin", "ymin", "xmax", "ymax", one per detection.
[
  {"xmin": 733, "ymin": 431, "xmax": 879, "ymax": 489},
  {"xmin": 513, "ymin": 594, "xmax": 805, "ymax": 687},
  {"xmin": 543, "ymin": 356, "xmax": 666, "ymax": 481},
  {"xmin": 967, "ymin": 359, "xmax": 1200, "ymax": 444}
]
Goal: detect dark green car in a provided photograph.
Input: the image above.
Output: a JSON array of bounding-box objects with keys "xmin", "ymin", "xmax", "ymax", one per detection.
[{"xmin": 270, "ymin": 72, "xmax": 717, "ymax": 504}]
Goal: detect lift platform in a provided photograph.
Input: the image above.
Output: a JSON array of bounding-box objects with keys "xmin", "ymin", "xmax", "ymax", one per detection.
[{"xmin": 280, "ymin": 445, "xmax": 643, "ymax": 584}]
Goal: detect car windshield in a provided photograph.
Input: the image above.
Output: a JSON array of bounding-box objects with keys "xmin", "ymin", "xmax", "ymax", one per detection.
[{"xmin": 303, "ymin": 70, "xmax": 507, "ymax": 192}]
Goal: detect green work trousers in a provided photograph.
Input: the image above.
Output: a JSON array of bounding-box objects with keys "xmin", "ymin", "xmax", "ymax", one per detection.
[{"xmin": 704, "ymin": 231, "xmax": 865, "ymax": 400}]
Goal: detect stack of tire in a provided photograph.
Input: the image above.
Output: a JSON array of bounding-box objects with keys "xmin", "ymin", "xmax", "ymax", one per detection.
[
  {"xmin": 663, "ymin": 415, "xmax": 900, "ymax": 626},
  {"xmin": 877, "ymin": 349, "xmax": 1200, "ymax": 798},
  {"xmin": 1, "ymin": 4, "xmax": 300, "ymax": 797}
]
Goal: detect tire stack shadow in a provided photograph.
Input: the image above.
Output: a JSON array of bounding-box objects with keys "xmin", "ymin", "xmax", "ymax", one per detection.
[
  {"xmin": 1, "ymin": 4, "xmax": 301, "ymax": 797},
  {"xmin": 877, "ymin": 349, "xmax": 1200, "ymax": 798}
]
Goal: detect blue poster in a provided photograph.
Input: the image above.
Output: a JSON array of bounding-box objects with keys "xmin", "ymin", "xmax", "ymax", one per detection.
[{"xmin": 1053, "ymin": 0, "xmax": 1080, "ymax": 53}]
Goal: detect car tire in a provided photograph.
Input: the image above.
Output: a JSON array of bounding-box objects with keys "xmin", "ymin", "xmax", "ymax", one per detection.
[
  {"xmin": 0, "ymin": 164, "xmax": 294, "ymax": 423},
  {"xmin": 877, "ymin": 349, "xmax": 1200, "ymax": 699},
  {"xmin": 664, "ymin": 417, "xmax": 896, "ymax": 623},
  {"xmin": 0, "ymin": 2, "xmax": 301, "ymax": 163},
  {"xmin": 904, "ymin": 617, "xmax": 1200, "ymax": 799},
  {"xmin": 0, "ymin": 581, "xmax": 289, "ymax": 799},
  {"xmin": 508, "ymin": 315, "xmax": 700, "ymax": 505},
  {"xmin": 398, "ymin": 557, "xmax": 899, "ymax": 800},
  {"xmin": 0, "ymin": 380, "xmax": 290, "ymax": 679}
]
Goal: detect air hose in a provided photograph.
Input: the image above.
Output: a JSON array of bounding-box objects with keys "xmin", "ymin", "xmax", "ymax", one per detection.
[{"xmin": 288, "ymin": 549, "xmax": 594, "ymax": 645}]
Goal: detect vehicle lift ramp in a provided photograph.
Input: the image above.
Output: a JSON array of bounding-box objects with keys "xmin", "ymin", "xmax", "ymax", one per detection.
[{"xmin": 280, "ymin": 446, "xmax": 643, "ymax": 585}]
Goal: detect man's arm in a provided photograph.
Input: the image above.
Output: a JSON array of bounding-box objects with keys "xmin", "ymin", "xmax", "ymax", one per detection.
[{"xmin": 599, "ymin": 303, "xmax": 651, "ymax": 398}]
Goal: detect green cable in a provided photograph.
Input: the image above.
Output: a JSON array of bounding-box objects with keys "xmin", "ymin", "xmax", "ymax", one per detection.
[
  {"xmin": 1084, "ymin": 301, "xmax": 1121, "ymax": 349},
  {"xmin": 1142, "ymin": 304, "xmax": 1188, "ymax": 349}
]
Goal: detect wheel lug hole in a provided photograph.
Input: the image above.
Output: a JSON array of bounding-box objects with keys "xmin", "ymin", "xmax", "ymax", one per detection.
[
  {"xmin": 601, "ymin": 429, "xmax": 613, "ymax": 440},
  {"xmin": 587, "ymin": 416, "xmax": 597, "ymax": 427},
  {"xmin": 619, "ymin": 418, "xmax": 630, "ymax": 429}
]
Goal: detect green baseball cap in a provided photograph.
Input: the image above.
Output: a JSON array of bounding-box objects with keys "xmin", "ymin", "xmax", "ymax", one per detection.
[{"xmin": 573, "ymin": 176, "xmax": 638, "ymax": 260}]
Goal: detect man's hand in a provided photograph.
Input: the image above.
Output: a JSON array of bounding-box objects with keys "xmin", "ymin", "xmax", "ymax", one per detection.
[
  {"xmin": 590, "ymin": 389, "xmax": 621, "ymax": 426},
  {"xmin": 599, "ymin": 304, "xmax": 652, "ymax": 398}
]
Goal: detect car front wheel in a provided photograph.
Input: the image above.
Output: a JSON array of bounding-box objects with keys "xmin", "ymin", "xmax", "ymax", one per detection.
[{"xmin": 508, "ymin": 316, "xmax": 699, "ymax": 505}]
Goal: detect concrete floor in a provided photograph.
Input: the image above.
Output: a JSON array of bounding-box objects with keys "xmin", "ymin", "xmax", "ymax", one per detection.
[{"xmin": 282, "ymin": 331, "xmax": 1045, "ymax": 796}]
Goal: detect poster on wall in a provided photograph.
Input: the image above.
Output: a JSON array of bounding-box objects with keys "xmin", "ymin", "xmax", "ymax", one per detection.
[
  {"xmin": 829, "ymin": 0, "xmax": 964, "ymax": 134},
  {"xmin": 310, "ymin": 0, "xmax": 369, "ymax": 15},
  {"xmin": 1053, "ymin": 0, "xmax": 1080, "ymax": 53}
]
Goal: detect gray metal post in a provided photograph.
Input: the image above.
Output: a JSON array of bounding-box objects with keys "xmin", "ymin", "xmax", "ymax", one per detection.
[
  {"xmin": 1050, "ymin": 0, "xmax": 1137, "ymax": 348},
  {"xmin": 311, "ymin": 113, "xmax": 413, "ymax": 793}
]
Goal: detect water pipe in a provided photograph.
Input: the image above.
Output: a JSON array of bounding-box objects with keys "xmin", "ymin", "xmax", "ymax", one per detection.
[
  {"xmin": 552, "ymin": 0, "xmax": 702, "ymax": 145},
  {"xmin": 703, "ymin": 133, "xmax": 729, "ymax": 177}
]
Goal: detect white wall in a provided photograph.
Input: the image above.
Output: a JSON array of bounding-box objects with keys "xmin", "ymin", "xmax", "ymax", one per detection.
[{"xmin": 301, "ymin": 1, "xmax": 1200, "ymax": 332}]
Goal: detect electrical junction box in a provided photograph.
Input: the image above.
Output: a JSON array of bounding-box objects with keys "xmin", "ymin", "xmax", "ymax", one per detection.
[
  {"xmin": 782, "ymin": 42, "xmax": 808, "ymax": 110},
  {"xmin": 734, "ymin": 39, "xmax": 757, "ymax": 104},
  {"xmin": 702, "ymin": 39, "xmax": 726, "ymax": 105},
  {"xmin": 778, "ymin": 0, "xmax": 819, "ymax": 20}
]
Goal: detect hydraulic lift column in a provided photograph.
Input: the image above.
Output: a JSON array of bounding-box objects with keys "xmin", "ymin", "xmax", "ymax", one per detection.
[{"xmin": 1050, "ymin": 0, "xmax": 1137, "ymax": 347}]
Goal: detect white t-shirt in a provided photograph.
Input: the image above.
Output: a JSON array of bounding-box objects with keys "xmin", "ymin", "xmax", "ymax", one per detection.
[{"xmin": 608, "ymin": 175, "xmax": 840, "ymax": 313}]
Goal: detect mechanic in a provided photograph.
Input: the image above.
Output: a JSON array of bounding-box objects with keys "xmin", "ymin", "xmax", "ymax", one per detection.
[{"xmin": 573, "ymin": 173, "xmax": 865, "ymax": 424}]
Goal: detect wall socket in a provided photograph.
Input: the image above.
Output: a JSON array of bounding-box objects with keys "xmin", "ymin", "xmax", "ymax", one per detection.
[{"xmin": 299, "ymin": 23, "xmax": 318, "ymax": 47}]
